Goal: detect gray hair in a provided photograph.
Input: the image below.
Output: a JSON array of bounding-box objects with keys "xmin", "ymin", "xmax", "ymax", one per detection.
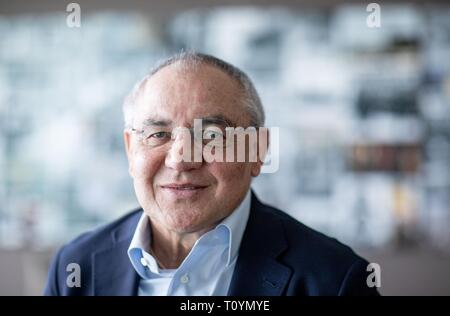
[{"xmin": 122, "ymin": 52, "xmax": 265, "ymax": 128}]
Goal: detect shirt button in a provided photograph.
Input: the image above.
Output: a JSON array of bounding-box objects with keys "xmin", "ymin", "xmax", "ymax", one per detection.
[
  {"xmin": 140, "ymin": 257, "xmax": 148, "ymax": 267},
  {"xmin": 180, "ymin": 273, "xmax": 189, "ymax": 284}
]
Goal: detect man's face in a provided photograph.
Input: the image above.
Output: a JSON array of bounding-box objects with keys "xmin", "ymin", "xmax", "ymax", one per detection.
[{"xmin": 124, "ymin": 63, "xmax": 263, "ymax": 234}]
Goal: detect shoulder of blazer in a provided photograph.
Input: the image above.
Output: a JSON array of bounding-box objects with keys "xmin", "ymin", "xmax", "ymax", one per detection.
[
  {"xmin": 250, "ymin": 192, "xmax": 358, "ymax": 261},
  {"xmin": 244, "ymin": 192, "xmax": 370, "ymax": 295},
  {"xmin": 55, "ymin": 208, "xmax": 143, "ymax": 268}
]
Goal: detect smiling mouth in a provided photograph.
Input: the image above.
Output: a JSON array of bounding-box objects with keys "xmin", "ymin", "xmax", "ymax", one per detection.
[
  {"xmin": 160, "ymin": 184, "xmax": 209, "ymax": 196},
  {"xmin": 161, "ymin": 183, "xmax": 208, "ymax": 190}
]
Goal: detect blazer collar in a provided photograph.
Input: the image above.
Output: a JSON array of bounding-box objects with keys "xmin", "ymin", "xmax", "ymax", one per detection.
[{"xmin": 227, "ymin": 192, "xmax": 292, "ymax": 295}]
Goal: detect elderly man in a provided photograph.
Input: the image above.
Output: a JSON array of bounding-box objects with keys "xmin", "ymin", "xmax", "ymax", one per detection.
[{"xmin": 44, "ymin": 52, "xmax": 379, "ymax": 296}]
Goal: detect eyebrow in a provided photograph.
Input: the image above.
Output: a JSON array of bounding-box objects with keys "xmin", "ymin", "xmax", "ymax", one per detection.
[
  {"xmin": 141, "ymin": 115, "xmax": 235, "ymax": 128},
  {"xmin": 142, "ymin": 118, "xmax": 172, "ymax": 127},
  {"xmin": 200, "ymin": 115, "xmax": 235, "ymax": 127}
]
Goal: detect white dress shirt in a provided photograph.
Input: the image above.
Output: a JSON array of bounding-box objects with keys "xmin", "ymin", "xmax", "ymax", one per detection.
[{"xmin": 127, "ymin": 190, "xmax": 251, "ymax": 296}]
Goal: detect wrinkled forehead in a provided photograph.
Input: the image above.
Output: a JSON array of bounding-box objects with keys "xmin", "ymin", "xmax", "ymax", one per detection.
[{"xmin": 133, "ymin": 63, "xmax": 250, "ymax": 126}]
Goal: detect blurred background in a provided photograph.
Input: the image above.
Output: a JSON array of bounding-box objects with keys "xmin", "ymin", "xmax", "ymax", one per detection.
[{"xmin": 1, "ymin": 0, "xmax": 450, "ymax": 295}]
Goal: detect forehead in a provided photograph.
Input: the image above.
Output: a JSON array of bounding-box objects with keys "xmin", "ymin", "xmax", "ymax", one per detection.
[{"xmin": 133, "ymin": 63, "xmax": 250, "ymax": 126}]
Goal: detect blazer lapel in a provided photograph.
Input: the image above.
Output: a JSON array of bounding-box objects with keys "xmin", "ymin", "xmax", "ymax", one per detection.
[
  {"xmin": 93, "ymin": 211, "xmax": 142, "ymax": 296},
  {"xmin": 228, "ymin": 193, "xmax": 292, "ymax": 296}
]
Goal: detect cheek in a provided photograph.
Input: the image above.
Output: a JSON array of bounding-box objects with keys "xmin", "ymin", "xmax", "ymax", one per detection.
[
  {"xmin": 212, "ymin": 163, "xmax": 252, "ymax": 192},
  {"xmin": 131, "ymin": 151, "xmax": 163, "ymax": 182}
]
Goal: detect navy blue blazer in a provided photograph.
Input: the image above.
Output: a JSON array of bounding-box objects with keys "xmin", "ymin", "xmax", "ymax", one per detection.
[{"xmin": 44, "ymin": 192, "xmax": 380, "ymax": 296}]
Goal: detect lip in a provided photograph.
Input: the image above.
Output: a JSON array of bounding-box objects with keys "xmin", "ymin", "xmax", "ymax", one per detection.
[
  {"xmin": 161, "ymin": 183, "xmax": 208, "ymax": 189},
  {"xmin": 160, "ymin": 183, "xmax": 209, "ymax": 198}
]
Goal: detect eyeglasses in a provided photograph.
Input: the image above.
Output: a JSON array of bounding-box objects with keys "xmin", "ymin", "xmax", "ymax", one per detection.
[{"xmin": 128, "ymin": 123, "xmax": 233, "ymax": 149}]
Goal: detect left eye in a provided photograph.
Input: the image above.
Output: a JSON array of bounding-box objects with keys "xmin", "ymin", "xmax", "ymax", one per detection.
[{"xmin": 204, "ymin": 130, "xmax": 223, "ymax": 139}]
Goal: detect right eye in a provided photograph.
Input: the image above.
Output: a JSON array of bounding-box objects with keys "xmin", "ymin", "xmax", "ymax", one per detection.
[
  {"xmin": 149, "ymin": 131, "xmax": 169, "ymax": 139},
  {"xmin": 143, "ymin": 131, "xmax": 171, "ymax": 147}
]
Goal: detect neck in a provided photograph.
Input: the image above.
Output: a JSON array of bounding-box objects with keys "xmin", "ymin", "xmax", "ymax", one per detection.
[{"xmin": 149, "ymin": 222, "xmax": 213, "ymax": 269}]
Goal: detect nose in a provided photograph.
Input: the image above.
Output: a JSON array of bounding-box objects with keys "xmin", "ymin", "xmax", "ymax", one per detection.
[{"xmin": 165, "ymin": 131, "xmax": 202, "ymax": 171}]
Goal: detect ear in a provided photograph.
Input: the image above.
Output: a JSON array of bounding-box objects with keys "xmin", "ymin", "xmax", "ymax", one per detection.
[
  {"xmin": 251, "ymin": 162, "xmax": 262, "ymax": 177},
  {"xmin": 123, "ymin": 129, "xmax": 135, "ymax": 177},
  {"xmin": 251, "ymin": 127, "xmax": 269, "ymax": 177}
]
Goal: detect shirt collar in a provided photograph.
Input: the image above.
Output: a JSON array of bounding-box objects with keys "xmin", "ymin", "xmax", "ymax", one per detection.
[
  {"xmin": 127, "ymin": 189, "xmax": 252, "ymax": 276},
  {"xmin": 218, "ymin": 189, "xmax": 251, "ymax": 266}
]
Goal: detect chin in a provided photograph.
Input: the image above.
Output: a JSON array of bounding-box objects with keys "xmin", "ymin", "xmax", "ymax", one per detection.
[{"xmin": 164, "ymin": 210, "xmax": 206, "ymax": 233}]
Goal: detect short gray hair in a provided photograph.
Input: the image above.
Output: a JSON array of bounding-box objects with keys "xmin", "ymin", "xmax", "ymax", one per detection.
[{"xmin": 122, "ymin": 52, "xmax": 265, "ymax": 128}]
